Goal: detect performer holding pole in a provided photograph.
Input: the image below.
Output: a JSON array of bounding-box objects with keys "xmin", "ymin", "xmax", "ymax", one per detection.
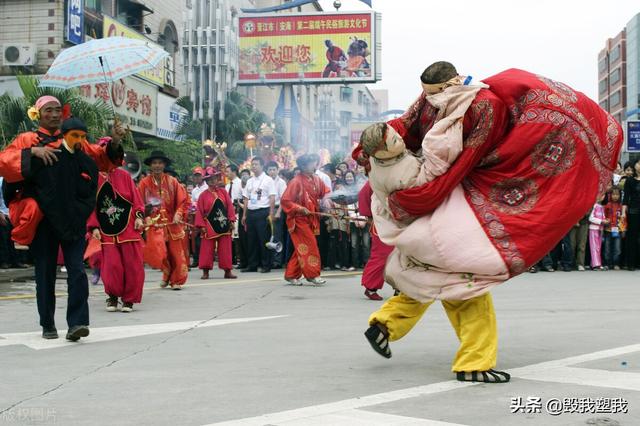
[
  {"xmin": 280, "ymin": 154, "xmax": 329, "ymax": 285},
  {"xmin": 138, "ymin": 151, "xmax": 190, "ymax": 290}
]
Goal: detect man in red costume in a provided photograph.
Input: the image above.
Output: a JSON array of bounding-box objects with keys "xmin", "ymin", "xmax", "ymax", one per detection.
[
  {"xmin": 0, "ymin": 97, "xmax": 124, "ymax": 341},
  {"xmin": 356, "ymin": 62, "xmax": 623, "ymax": 383},
  {"xmin": 0, "ymin": 96, "xmax": 124, "ymax": 247},
  {"xmin": 88, "ymin": 147, "xmax": 145, "ymax": 312},
  {"xmin": 195, "ymin": 167, "xmax": 237, "ymax": 280},
  {"xmin": 322, "ymin": 40, "xmax": 346, "ymax": 78},
  {"xmin": 138, "ymin": 150, "xmax": 190, "ymax": 290},
  {"xmin": 280, "ymin": 154, "xmax": 330, "ymax": 285}
]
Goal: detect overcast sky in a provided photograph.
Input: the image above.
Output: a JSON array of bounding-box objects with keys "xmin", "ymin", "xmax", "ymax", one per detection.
[{"xmin": 318, "ymin": 0, "xmax": 639, "ymax": 111}]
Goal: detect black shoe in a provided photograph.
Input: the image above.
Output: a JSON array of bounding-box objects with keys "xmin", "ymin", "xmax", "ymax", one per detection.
[
  {"xmin": 11, "ymin": 263, "xmax": 28, "ymax": 269},
  {"xmin": 42, "ymin": 327, "xmax": 58, "ymax": 339},
  {"xmin": 260, "ymin": 268, "xmax": 271, "ymax": 273},
  {"xmin": 561, "ymin": 266, "xmax": 572, "ymax": 272},
  {"xmin": 241, "ymin": 268, "xmax": 257, "ymax": 273},
  {"xmin": 66, "ymin": 325, "xmax": 90, "ymax": 342},
  {"xmin": 0, "ymin": 263, "xmax": 9, "ymax": 269},
  {"xmin": 364, "ymin": 324, "xmax": 391, "ymax": 359}
]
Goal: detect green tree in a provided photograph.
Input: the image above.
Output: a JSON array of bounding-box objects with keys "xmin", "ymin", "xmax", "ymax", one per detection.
[{"xmin": 0, "ymin": 75, "xmax": 114, "ymax": 148}]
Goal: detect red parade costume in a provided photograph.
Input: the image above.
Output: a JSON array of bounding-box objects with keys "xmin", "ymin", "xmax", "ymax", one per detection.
[
  {"xmin": 195, "ymin": 187, "xmax": 236, "ymax": 273},
  {"xmin": 138, "ymin": 173, "xmax": 190, "ymax": 288},
  {"xmin": 0, "ymin": 127, "xmax": 122, "ymax": 245},
  {"xmin": 88, "ymin": 168, "xmax": 145, "ymax": 304},
  {"xmin": 281, "ymin": 173, "xmax": 329, "ymax": 280}
]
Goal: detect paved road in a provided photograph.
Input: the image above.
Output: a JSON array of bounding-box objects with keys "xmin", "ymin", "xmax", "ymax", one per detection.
[{"xmin": 0, "ymin": 267, "xmax": 638, "ymax": 425}]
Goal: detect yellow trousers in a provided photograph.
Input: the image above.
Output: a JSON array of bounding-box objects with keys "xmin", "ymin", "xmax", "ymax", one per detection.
[{"xmin": 369, "ymin": 292, "xmax": 497, "ymax": 372}]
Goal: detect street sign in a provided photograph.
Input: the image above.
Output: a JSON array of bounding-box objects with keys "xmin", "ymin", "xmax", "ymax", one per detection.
[
  {"xmin": 628, "ymin": 121, "xmax": 640, "ymax": 152},
  {"xmin": 66, "ymin": 0, "xmax": 84, "ymax": 45}
]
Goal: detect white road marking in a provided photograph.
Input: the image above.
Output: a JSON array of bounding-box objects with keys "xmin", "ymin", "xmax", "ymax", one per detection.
[
  {"xmin": 205, "ymin": 343, "xmax": 640, "ymax": 426},
  {"xmin": 277, "ymin": 409, "xmax": 468, "ymax": 425},
  {"xmin": 514, "ymin": 366, "xmax": 640, "ymax": 391},
  {"xmin": 0, "ymin": 316, "xmax": 287, "ymax": 350},
  {"xmin": 205, "ymin": 381, "xmax": 477, "ymax": 426}
]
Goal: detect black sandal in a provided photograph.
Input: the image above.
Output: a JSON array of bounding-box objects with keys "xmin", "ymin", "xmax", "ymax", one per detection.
[
  {"xmin": 456, "ymin": 369, "xmax": 510, "ymax": 383},
  {"xmin": 364, "ymin": 324, "xmax": 391, "ymax": 359}
]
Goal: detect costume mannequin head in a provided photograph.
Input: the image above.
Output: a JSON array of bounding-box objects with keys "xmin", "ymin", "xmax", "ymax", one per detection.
[
  {"xmin": 360, "ymin": 122, "xmax": 406, "ymax": 160},
  {"xmin": 61, "ymin": 117, "xmax": 88, "ymax": 151},
  {"xmin": 420, "ymin": 61, "xmax": 460, "ymax": 95}
]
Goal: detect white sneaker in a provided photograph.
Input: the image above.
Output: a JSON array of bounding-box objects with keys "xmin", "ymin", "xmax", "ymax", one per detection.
[
  {"xmin": 306, "ymin": 277, "xmax": 326, "ymax": 285},
  {"xmin": 14, "ymin": 243, "xmax": 29, "ymax": 251},
  {"xmin": 577, "ymin": 265, "xmax": 585, "ymax": 271},
  {"xmin": 121, "ymin": 303, "xmax": 133, "ymax": 313},
  {"xmin": 285, "ymin": 278, "xmax": 302, "ymax": 286},
  {"xmin": 60, "ymin": 266, "xmax": 67, "ymax": 273}
]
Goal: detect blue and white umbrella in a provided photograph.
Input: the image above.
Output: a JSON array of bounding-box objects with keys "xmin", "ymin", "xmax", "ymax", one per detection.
[{"xmin": 39, "ymin": 36, "xmax": 168, "ymax": 89}]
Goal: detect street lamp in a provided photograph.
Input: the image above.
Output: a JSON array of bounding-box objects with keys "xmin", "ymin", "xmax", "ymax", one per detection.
[{"xmin": 333, "ymin": 0, "xmax": 341, "ymax": 11}]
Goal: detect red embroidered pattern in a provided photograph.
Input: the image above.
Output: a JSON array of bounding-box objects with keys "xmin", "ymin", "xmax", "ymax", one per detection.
[
  {"xmin": 464, "ymin": 100, "xmax": 494, "ymax": 149},
  {"xmin": 489, "ymin": 178, "xmax": 539, "ymax": 215},
  {"xmin": 530, "ymin": 128, "xmax": 577, "ymax": 177},
  {"xmin": 463, "ymin": 179, "xmax": 526, "ymax": 275},
  {"xmin": 478, "ymin": 149, "xmax": 500, "ymax": 168}
]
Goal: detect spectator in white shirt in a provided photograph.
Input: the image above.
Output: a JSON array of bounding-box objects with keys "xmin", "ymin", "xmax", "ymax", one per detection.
[
  {"xmin": 190, "ymin": 166, "xmax": 207, "ymax": 267},
  {"xmin": 225, "ymin": 164, "xmax": 243, "ymax": 266},
  {"xmin": 191, "ymin": 166, "xmax": 207, "ymax": 206},
  {"xmin": 242, "ymin": 158, "xmax": 276, "ymax": 272},
  {"xmin": 266, "ymin": 161, "xmax": 287, "ymax": 268}
]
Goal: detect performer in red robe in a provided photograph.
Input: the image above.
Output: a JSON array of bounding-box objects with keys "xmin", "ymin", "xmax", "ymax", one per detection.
[
  {"xmin": 0, "ymin": 96, "xmax": 123, "ymax": 247},
  {"xmin": 88, "ymin": 157, "xmax": 145, "ymax": 312},
  {"xmin": 280, "ymin": 154, "xmax": 330, "ymax": 285},
  {"xmin": 356, "ymin": 63, "xmax": 623, "ymax": 383},
  {"xmin": 357, "ymin": 181, "xmax": 394, "ymax": 301},
  {"xmin": 138, "ymin": 151, "xmax": 190, "ymax": 290},
  {"xmin": 195, "ymin": 167, "xmax": 237, "ymax": 279}
]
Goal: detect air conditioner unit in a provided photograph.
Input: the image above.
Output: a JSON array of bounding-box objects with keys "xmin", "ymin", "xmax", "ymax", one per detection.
[{"xmin": 3, "ymin": 43, "xmax": 37, "ymax": 66}]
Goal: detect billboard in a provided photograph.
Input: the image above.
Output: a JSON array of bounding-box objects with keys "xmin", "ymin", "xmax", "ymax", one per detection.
[
  {"xmin": 628, "ymin": 121, "xmax": 640, "ymax": 152},
  {"xmin": 78, "ymin": 76, "xmax": 157, "ymax": 136},
  {"xmin": 238, "ymin": 11, "xmax": 380, "ymax": 84},
  {"xmin": 103, "ymin": 15, "xmax": 165, "ymax": 87},
  {"xmin": 66, "ymin": 0, "xmax": 84, "ymax": 45},
  {"xmin": 157, "ymin": 93, "xmax": 188, "ymax": 141}
]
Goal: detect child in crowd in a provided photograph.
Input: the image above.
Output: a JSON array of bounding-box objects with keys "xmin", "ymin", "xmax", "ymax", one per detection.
[
  {"xmin": 603, "ymin": 188, "xmax": 626, "ymax": 270},
  {"xmin": 589, "ymin": 195, "xmax": 609, "ymax": 270}
]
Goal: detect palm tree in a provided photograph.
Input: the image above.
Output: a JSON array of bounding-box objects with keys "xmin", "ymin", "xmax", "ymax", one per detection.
[{"xmin": 0, "ymin": 75, "xmax": 113, "ymax": 148}]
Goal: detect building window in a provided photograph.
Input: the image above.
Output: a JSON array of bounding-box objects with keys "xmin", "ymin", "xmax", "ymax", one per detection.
[
  {"xmin": 340, "ymin": 111, "xmax": 352, "ymax": 127},
  {"xmin": 340, "ymin": 86, "xmax": 352, "ymax": 103},
  {"xmin": 116, "ymin": 0, "xmax": 144, "ymax": 32},
  {"xmin": 599, "ymin": 78, "xmax": 608, "ymax": 94},
  {"xmin": 85, "ymin": 0, "xmax": 102, "ymax": 12},
  {"xmin": 599, "ymin": 100, "xmax": 608, "ymax": 110},
  {"xmin": 358, "ymin": 91, "xmax": 363, "ymax": 105},
  {"xmin": 610, "ymin": 45, "xmax": 621, "ymax": 63},
  {"xmin": 610, "ymin": 68, "xmax": 621, "ymax": 86},
  {"xmin": 610, "ymin": 91, "xmax": 621, "ymax": 107},
  {"xmin": 598, "ymin": 57, "xmax": 608, "ymax": 74}
]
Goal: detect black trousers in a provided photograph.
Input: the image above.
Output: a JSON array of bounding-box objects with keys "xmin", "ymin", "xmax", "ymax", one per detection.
[
  {"xmin": 625, "ymin": 212, "xmax": 640, "ymax": 269},
  {"xmin": 237, "ymin": 206, "xmax": 248, "ymax": 267},
  {"xmin": 246, "ymin": 208, "xmax": 271, "ymax": 270},
  {"xmin": 0, "ymin": 221, "xmax": 17, "ymax": 266},
  {"xmin": 270, "ymin": 212, "xmax": 284, "ymax": 267},
  {"xmin": 31, "ymin": 219, "xmax": 89, "ymax": 329}
]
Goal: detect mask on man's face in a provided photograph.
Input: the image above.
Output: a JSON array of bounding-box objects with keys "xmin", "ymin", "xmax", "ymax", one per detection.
[{"xmin": 64, "ymin": 130, "xmax": 87, "ymax": 151}]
